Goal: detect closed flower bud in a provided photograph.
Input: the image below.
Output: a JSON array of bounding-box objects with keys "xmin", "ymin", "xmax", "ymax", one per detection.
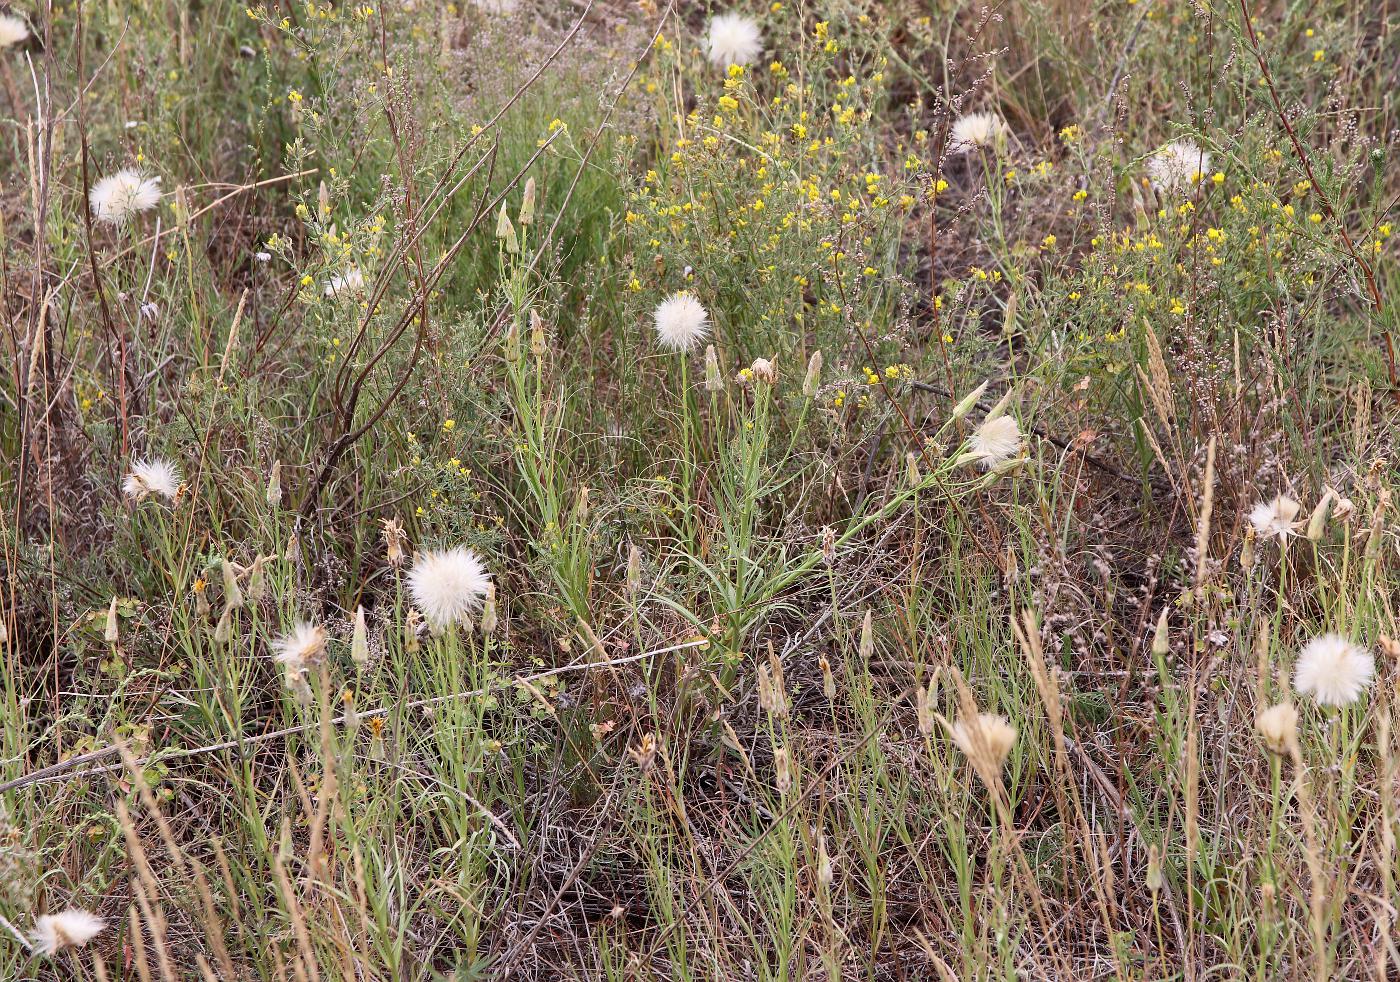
[
  {"xmin": 1145, "ymin": 844, "xmax": 1164, "ymax": 895},
  {"xmin": 905, "ymin": 451, "xmax": 922, "ymax": 486},
  {"xmin": 749, "ymin": 356, "xmax": 776, "ymax": 383},
  {"xmin": 247, "ymin": 555, "xmax": 268, "ymax": 603},
  {"xmin": 858, "ymin": 609, "xmax": 874, "ymax": 661},
  {"xmin": 1152, "ymin": 609, "xmax": 1170, "ymax": 657},
  {"xmin": 404, "ymin": 608, "xmax": 421, "ymax": 653},
  {"xmin": 1240, "ymin": 531, "xmax": 1256, "ymax": 570},
  {"xmin": 626, "ymin": 543, "xmax": 643, "ymax": 595},
  {"xmin": 351, "ymin": 605, "xmax": 369, "ymax": 669},
  {"xmin": 773, "ymin": 746, "xmax": 792, "ymax": 794},
  {"xmin": 382, "ymin": 517, "xmax": 406, "ymax": 568},
  {"xmin": 951, "ymin": 380, "xmax": 989, "ymax": 421},
  {"xmin": 817, "ymin": 833, "xmax": 834, "ymax": 888},
  {"xmin": 496, "ymin": 202, "xmax": 518, "ymax": 253},
  {"xmin": 819, "ymin": 655, "xmax": 835, "ymax": 700},
  {"xmin": 704, "ymin": 344, "xmax": 722, "ymax": 391},
  {"xmin": 519, "ymin": 177, "xmax": 536, "ymax": 226},
  {"xmin": 480, "ymin": 583, "xmax": 498, "ymax": 634},
  {"xmin": 267, "ymin": 460, "xmax": 283, "ymax": 508},
  {"xmin": 221, "ymin": 557, "xmax": 243, "ymax": 610},
  {"xmin": 802, "ymin": 349, "xmax": 823, "ymax": 397},
  {"xmin": 529, "ymin": 309, "xmax": 547, "ymax": 359},
  {"xmin": 213, "ymin": 607, "xmax": 232, "ymax": 644},
  {"xmin": 104, "ymin": 597, "xmax": 120, "ymax": 643},
  {"xmin": 1306, "ymin": 489, "xmax": 1335, "ymax": 541}
]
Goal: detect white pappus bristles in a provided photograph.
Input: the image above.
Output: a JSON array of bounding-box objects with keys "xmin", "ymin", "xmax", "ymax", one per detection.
[
  {"xmin": 705, "ymin": 13, "xmax": 762, "ymax": 68},
  {"xmin": 407, "ymin": 545, "xmax": 492, "ymax": 634},
  {"xmin": 323, "ymin": 268, "xmax": 366, "ymax": 298},
  {"xmin": 951, "ymin": 713, "xmax": 1017, "ymax": 773},
  {"xmin": 1248, "ymin": 494, "xmax": 1301, "ymax": 540},
  {"xmin": 271, "ymin": 621, "xmax": 327, "ymax": 673},
  {"xmin": 1255, "ymin": 703, "xmax": 1298, "ymax": 756},
  {"xmin": 123, "ymin": 457, "xmax": 181, "ymax": 503},
  {"xmin": 948, "ymin": 111, "xmax": 1009, "ymax": 153},
  {"xmin": 1146, "ymin": 140, "xmax": 1212, "ymax": 194},
  {"xmin": 965, "ymin": 414, "xmax": 1023, "ymax": 469},
  {"xmin": 653, "ymin": 292, "xmax": 710, "ymax": 353},
  {"xmin": 1293, "ymin": 632, "xmax": 1374, "ymax": 708},
  {"xmin": 0, "ymin": 13, "xmax": 30, "ymax": 48},
  {"xmin": 89, "ymin": 169, "xmax": 162, "ymax": 226},
  {"xmin": 31, "ymin": 908, "xmax": 106, "ymax": 956}
]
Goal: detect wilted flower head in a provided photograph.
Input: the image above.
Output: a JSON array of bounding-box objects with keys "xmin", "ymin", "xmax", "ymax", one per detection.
[
  {"xmin": 653, "ymin": 292, "xmax": 710, "ymax": 353},
  {"xmin": 966, "ymin": 414, "xmax": 1023, "ymax": 469},
  {"xmin": 89, "ymin": 169, "xmax": 162, "ymax": 226},
  {"xmin": 323, "ymin": 268, "xmax": 366, "ymax": 298},
  {"xmin": 31, "ymin": 909, "xmax": 106, "ymax": 956},
  {"xmin": 749, "ymin": 356, "xmax": 777, "ymax": 383},
  {"xmin": 407, "ymin": 545, "xmax": 491, "ymax": 633},
  {"xmin": 1147, "ymin": 140, "xmax": 1212, "ymax": 193},
  {"xmin": 271, "ymin": 621, "xmax": 328, "ymax": 672},
  {"xmin": 123, "ymin": 457, "xmax": 181, "ymax": 502},
  {"xmin": 949, "ymin": 111, "xmax": 1009, "ymax": 152},
  {"xmin": 0, "ymin": 13, "xmax": 30, "ymax": 47},
  {"xmin": 951, "ymin": 712, "xmax": 1017, "ymax": 774},
  {"xmin": 705, "ymin": 13, "xmax": 762, "ymax": 67},
  {"xmin": 1249, "ymin": 494, "xmax": 1301, "ymax": 540},
  {"xmin": 1255, "ymin": 702, "xmax": 1299, "ymax": 756},
  {"xmin": 1293, "ymin": 632, "xmax": 1374, "ymax": 707}
]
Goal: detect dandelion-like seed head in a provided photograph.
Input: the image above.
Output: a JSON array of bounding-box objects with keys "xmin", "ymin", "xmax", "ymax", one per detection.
[
  {"xmin": 1249, "ymin": 494, "xmax": 1301, "ymax": 540},
  {"xmin": 123, "ymin": 457, "xmax": 181, "ymax": 502},
  {"xmin": 949, "ymin": 111, "xmax": 1009, "ymax": 152},
  {"xmin": 653, "ymin": 292, "xmax": 710, "ymax": 353},
  {"xmin": 0, "ymin": 13, "xmax": 31, "ymax": 47},
  {"xmin": 1293, "ymin": 632, "xmax": 1374, "ymax": 707},
  {"xmin": 323, "ymin": 268, "xmax": 366, "ymax": 298},
  {"xmin": 966, "ymin": 414, "xmax": 1023, "ymax": 469},
  {"xmin": 1255, "ymin": 702, "xmax": 1299, "ymax": 756},
  {"xmin": 951, "ymin": 712, "xmax": 1017, "ymax": 774},
  {"xmin": 706, "ymin": 13, "xmax": 762, "ymax": 68},
  {"xmin": 271, "ymin": 621, "xmax": 328, "ymax": 673},
  {"xmin": 31, "ymin": 909, "xmax": 106, "ymax": 956},
  {"xmin": 1147, "ymin": 140, "xmax": 1212, "ymax": 194},
  {"xmin": 89, "ymin": 169, "xmax": 162, "ymax": 226},
  {"xmin": 407, "ymin": 545, "xmax": 492, "ymax": 634}
]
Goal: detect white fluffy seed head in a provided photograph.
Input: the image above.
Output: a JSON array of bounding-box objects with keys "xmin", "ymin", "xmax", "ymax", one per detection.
[
  {"xmin": 323, "ymin": 268, "xmax": 366, "ymax": 298},
  {"xmin": 271, "ymin": 621, "xmax": 327, "ymax": 672},
  {"xmin": 89, "ymin": 168, "xmax": 162, "ymax": 226},
  {"xmin": 653, "ymin": 292, "xmax": 710, "ymax": 353},
  {"xmin": 949, "ymin": 111, "xmax": 1009, "ymax": 152},
  {"xmin": 706, "ymin": 13, "xmax": 762, "ymax": 68},
  {"xmin": 966, "ymin": 414, "xmax": 1023, "ymax": 469},
  {"xmin": 1294, "ymin": 633, "xmax": 1374, "ymax": 707},
  {"xmin": 0, "ymin": 13, "xmax": 30, "ymax": 47},
  {"xmin": 123, "ymin": 457, "xmax": 181, "ymax": 502},
  {"xmin": 1255, "ymin": 702, "xmax": 1299, "ymax": 755},
  {"xmin": 1249, "ymin": 494, "xmax": 1301, "ymax": 540},
  {"xmin": 407, "ymin": 545, "xmax": 492, "ymax": 634},
  {"xmin": 1147, "ymin": 140, "xmax": 1211, "ymax": 193},
  {"xmin": 951, "ymin": 713, "xmax": 1017, "ymax": 773},
  {"xmin": 31, "ymin": 909, "xmax": 106, "ymax": 956}
]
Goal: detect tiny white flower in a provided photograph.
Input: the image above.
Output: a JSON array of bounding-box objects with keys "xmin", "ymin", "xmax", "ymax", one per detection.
[
  {"xmin": 323, "ymin": 268, "xmax": 366, "ymax": 298},
  {"xmin": 89, "ymin": 169, "xmax": 162, "ymax": 226},
  {"xmin": 0, "ymin": 14, "xmax": 29, "ymax": 48},
  {"xmin": 408, "ymin": 545, "xmax": 492, "ymax": 634},
  {"xmin": 948, "ymin": 111, "xmax": 1009, "ymax": 152},
  {"xmin": 31, "ymin": 909, "xmax": 105, "ymax": 956},
  {"xmin": 706, "ymin": 13, "xmax": 763, "ymax": 68},
  {"xmin": 1293, "ymin": 633, "xmax": 1374, "ymax": 707},
  {"xmin": 965, "ymin": 415, "xmax": 1023, "ymax": 469},
  {"xmin": 1147, "ymin": 139, "xmax": 1212, "ymax": 194},
  {"xmin": 254, "ymin": 251, "xmax": 272, "ymax": 263},
  {"xmin": 123, "ymin": 458, "xmax": 181, "ymax": 502},
  {"xmin": 1248, "ymin": 494, "xmax": 1301, "ymax": 540},
  {"xmin": 653, "ymin": 292, "xmax": 710, "ymax": 353}
]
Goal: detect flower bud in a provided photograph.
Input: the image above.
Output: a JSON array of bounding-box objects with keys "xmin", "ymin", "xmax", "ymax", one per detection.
[
  {"xmin": 351, "ymin": 605, "xmax": 369, "ymax": 669},
  {"xmin": 519, "ymin": 177, "xmax": 536, "ymax": 226},
  {"xmin": 267, "ymin": 460, "xmax": 283, "ymax": 508},
  {"xmin": 1306, "ymin": 489, "xmax": 1335, "ymax": 541},
  {"xmin": 802, "ymin": 349, "xmax": 823, "ymax": 397},
  {"xmin": 104, "ymin": 597, "xmax": 120, "ymax": 644},
  {"xmin": 221, "ymin": 557, "xmax": 243, "ymax": 610},
  {"xmin": 950, "ymin": 380, "xmax": 989, "ymax": 421},
  {"xmin": 704, "ymin": 344, "xmax": 722, "ymax": 391},
  {"xmin": 496, "ymin": 203, "xmax": 519, "ymax": 253}
]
